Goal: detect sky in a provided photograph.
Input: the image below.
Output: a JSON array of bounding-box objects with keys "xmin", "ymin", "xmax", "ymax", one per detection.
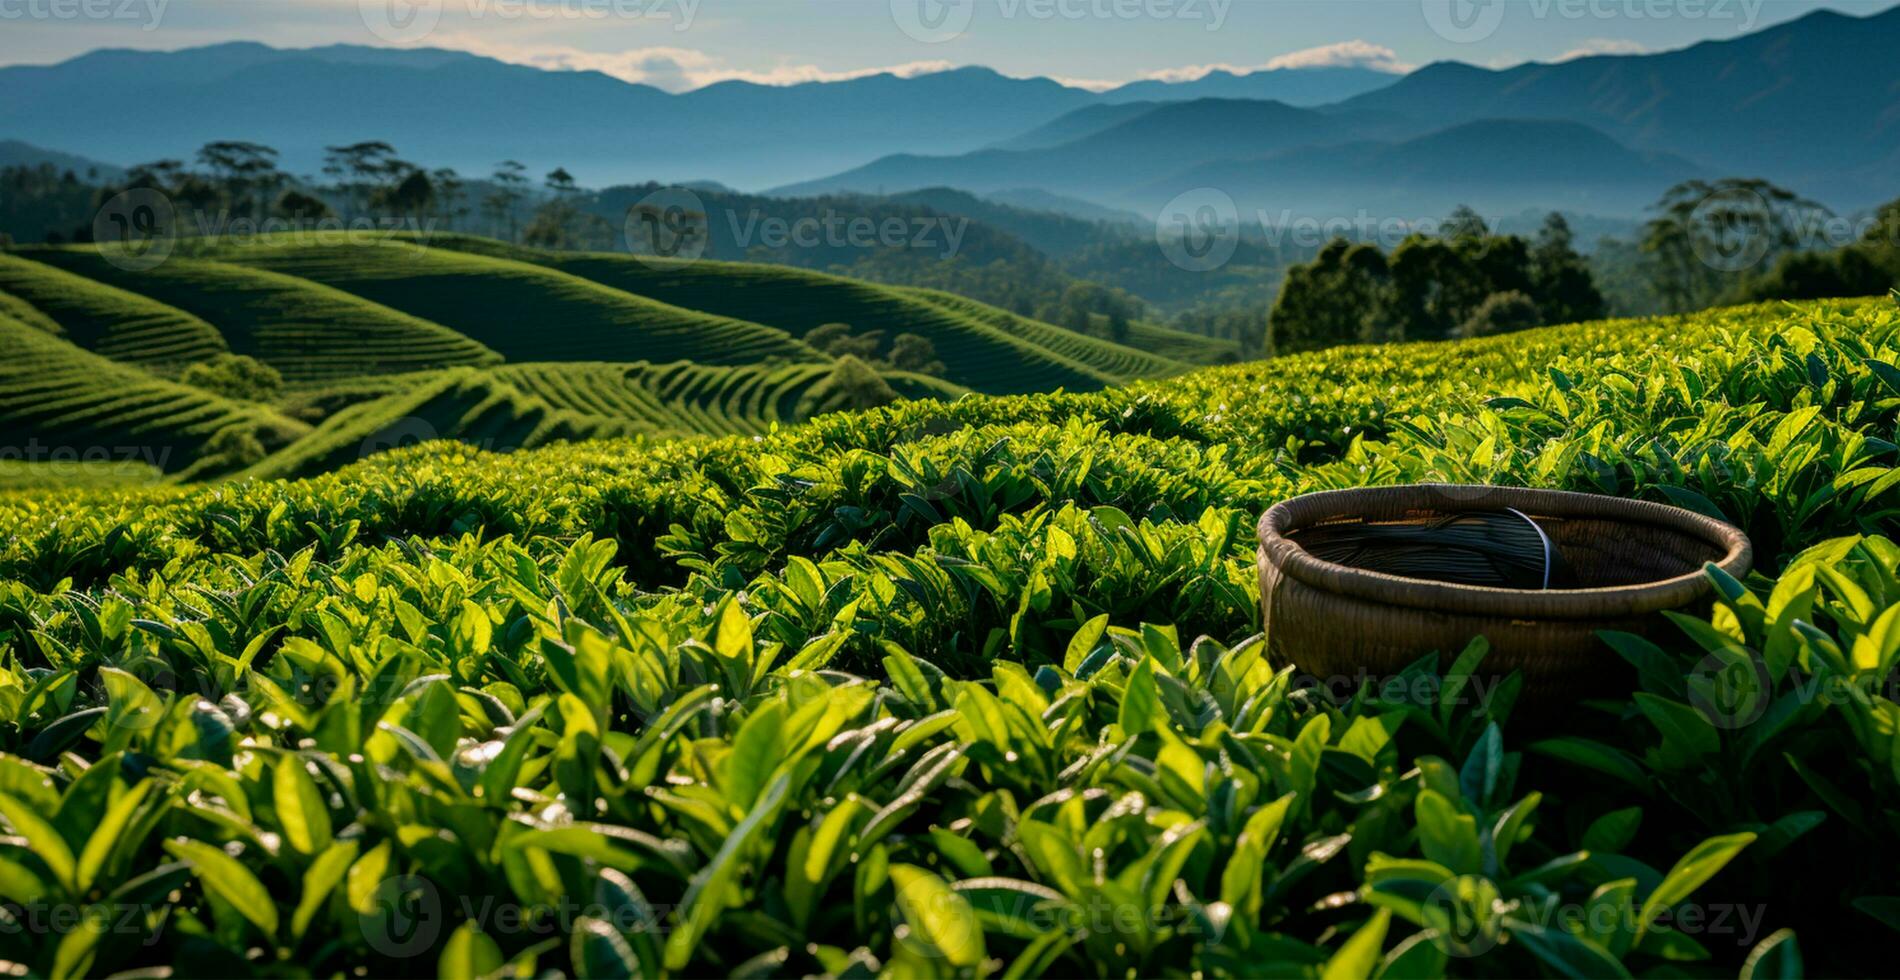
[{"xmin": 0, "ymin": 0, "xmax": 1893, "ymax": 91}]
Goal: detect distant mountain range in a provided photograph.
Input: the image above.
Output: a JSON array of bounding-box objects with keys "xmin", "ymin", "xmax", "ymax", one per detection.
[
  {"xmin": 0, "ymin": 43, "xmax": 1400, "ymax": 191},
  {"xmin": 1335, "ymin": 6, "xmax": 1900, "ymax": 207},
  {"xmin": 780, "ymin": 5, "xmax": 1900, "ymax": 217},
  {"xmin": 771, "ymin": 102, "xmax": 1699, "ymax": 218},
  {"xmin": 0, "ymin": 139, "xmax": 123, "ymax": 180},
  {"xmin": 3, "ymin": 4, "xmax": 1894, "ymax": 218}
]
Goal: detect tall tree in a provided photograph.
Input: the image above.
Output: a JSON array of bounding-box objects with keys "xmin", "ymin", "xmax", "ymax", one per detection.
[
  {"xmin": 1640, "ymin": 178, "xmax": 1825, "ymax": 313},
  {"xmin": 322, "ymin": 141, "xmax": 398, "ymax": 218},
  {"xmin": 196, "ymin": 141, "xmax": 281, "ymax": 219},
  {"xmin": 484, "ymin": 160, "xmax": 528, "ymax": 242},
  {"xmin": 431, "ymin": 167, "xmax": 465, "ymax": 230},
  {"xmin": 1270, "ymin": 239, "xmax": 1394, "ymax": 354},
  {"xmin": 1530, "ymin": 213, "xmax": 1607, "ymax": 324}
]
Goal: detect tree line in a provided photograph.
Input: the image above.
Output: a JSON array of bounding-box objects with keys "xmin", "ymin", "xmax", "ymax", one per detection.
[
  {"xmin": 1268, "ymin": 179, "xmax": 1900, "ymax": 356},
  {"xmin": 1269, "ymin": 209, "xmax": 1605, "ymax": 354}
]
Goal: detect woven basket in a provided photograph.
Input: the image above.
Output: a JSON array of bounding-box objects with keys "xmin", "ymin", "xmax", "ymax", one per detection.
[{"xmin": 1257, "ymin": 484, "xmax": 1752, "ymax": 703}]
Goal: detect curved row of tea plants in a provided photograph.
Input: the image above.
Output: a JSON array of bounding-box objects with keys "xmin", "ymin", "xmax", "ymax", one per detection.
[
  {"xmin": 0, "ymin": 252, "xmax": 227, "ymax": 370},
  {"xmin": 0, "ymin": 311, "xmax": 309, "ymax": 479},
  {"xmin": 25, "ymin": 249, "xmax": 502, "ymax": 382},
  {"xmin": 0, "ymin": 298, "xmax": 1896, "ymax": 977}
]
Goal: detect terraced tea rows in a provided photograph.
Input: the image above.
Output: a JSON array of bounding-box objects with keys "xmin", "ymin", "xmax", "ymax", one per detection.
[
  {"xmin": 1, "ymin": 232, "xmax": 1216, "ymax": 480},
  {"xmin": 442, "ymin": 239, "xmax": 1175, "ymax": 393},
  {"xmin": 201, "ymin": 238, "xmax": 825, "ymax": 367},
  {"xmin": 0, "ymin": 252, "xmax": 226, "ymax": 369},
  {"xmin": 21, "ymin": 249, "xmax": 501, "ymax": 381},
  {"xmin": 0, "ymin": 310, "xmax": 306, "ymax": 475},
  {"xmin": 495, "ymin": 359, "xmax": 967, "ymax": 437},
  {"xmin": 242, "ymin": 368, "xmax": 631, "ymax": 480}
]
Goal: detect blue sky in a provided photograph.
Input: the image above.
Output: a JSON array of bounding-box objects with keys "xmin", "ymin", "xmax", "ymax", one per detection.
[{"xmin": 2, "ymin": 0, "xmax": 1893, "ymax": 90}]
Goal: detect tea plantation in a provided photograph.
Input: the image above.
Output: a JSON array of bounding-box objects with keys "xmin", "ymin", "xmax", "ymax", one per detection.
[
  {"xmin": 0, "ymin": 296, "xmax": 1897, "ymax": 977},
  {"xmin": 0, "ymin": 234, "xmax": 1236, "ymax": 483}
]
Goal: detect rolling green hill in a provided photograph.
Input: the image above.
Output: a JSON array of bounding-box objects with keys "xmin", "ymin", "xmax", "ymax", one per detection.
[
  {"xmin": 434, "ymin": 236, "xmax": 1191, "ymax": 393},
  {"xmin": 0, "ymin": 310, "xmax": 306, "ymax": 476},
  {"xmin": 494, "ymin": 358, "xmax": 967, "ymax": 438},
  {"xmin": 197, "ymin": 236, "xmax": 826, "ymax": 367},
  {"xmin": 0, "ymin": 252, "xmax": 227, "ymax": 369},
  {"xmin": 19, "ymin": 248, "xmax": 502, "ymax": 381},
  {"xmin": 0, "ymin": 231, "xmax": 1208, "ymax": 481},
  {"xmin": 240, "ymin": 367, "xmax": 632, "ymax": 481}
]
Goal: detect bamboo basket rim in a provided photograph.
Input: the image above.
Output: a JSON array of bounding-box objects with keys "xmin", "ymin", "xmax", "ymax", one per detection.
[{"xmin": 1257, "ymin": 484, "xmax": 1753, "ymax": 620}]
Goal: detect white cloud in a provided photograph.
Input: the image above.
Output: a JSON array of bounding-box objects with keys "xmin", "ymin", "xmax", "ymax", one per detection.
[
  {"xmin": 1129, "ymin": 40, "xmax": 1413, "ymax": 85},
  {"xmin": 1552, "ymin": 38, "xmax": 1650, "ymax": 62},
  {"xmin": 1263, "ymin": 40, "xmax": 1414, "ymax": 73},
  {"xmin": 1045, "ymin": 75, "xmax": 1124, "ymax": 91},
  {"xmin": 433, "ymin": 35, "xmax": 955, "ymax": 91}
]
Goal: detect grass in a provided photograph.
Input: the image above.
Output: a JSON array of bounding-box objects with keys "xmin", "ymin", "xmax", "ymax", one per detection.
[{"xmin": 0, "ymin": 297, "xmax": 1893, "ymax": 976}]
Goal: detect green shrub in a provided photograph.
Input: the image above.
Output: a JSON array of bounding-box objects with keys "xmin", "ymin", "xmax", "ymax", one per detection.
[
  {"xmin": 1457, "ymin": 290, "xmax": 1544, "ymax": 338},
  {"xmin": 181, "ymin": 352, "xmax": 284, "ymax": 403}
]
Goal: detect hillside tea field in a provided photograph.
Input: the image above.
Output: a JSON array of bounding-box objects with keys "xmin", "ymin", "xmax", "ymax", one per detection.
[
  {"xmin": 0, "ymin": 235, "xmax": 1249, "ymax": 484},
  {"xmin": 0, "ymin": 297, "xmax": 1897, "ymax": 978}
]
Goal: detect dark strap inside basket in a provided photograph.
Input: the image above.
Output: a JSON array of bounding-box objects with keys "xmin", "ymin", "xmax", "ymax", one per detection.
[{"xmin": 1290, "ymin": 508, "xmax": 1576, "ymax": 590}]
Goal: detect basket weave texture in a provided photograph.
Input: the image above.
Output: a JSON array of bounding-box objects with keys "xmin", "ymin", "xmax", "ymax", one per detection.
[{"xmin": 1256, "ymin": 484, "xmax": 1753, "ymax": 701}]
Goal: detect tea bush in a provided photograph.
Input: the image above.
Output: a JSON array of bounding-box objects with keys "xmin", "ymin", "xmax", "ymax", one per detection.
[{"xmin": 0, "ymin": 297, "xmax": 1895, "ymax": 977}]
